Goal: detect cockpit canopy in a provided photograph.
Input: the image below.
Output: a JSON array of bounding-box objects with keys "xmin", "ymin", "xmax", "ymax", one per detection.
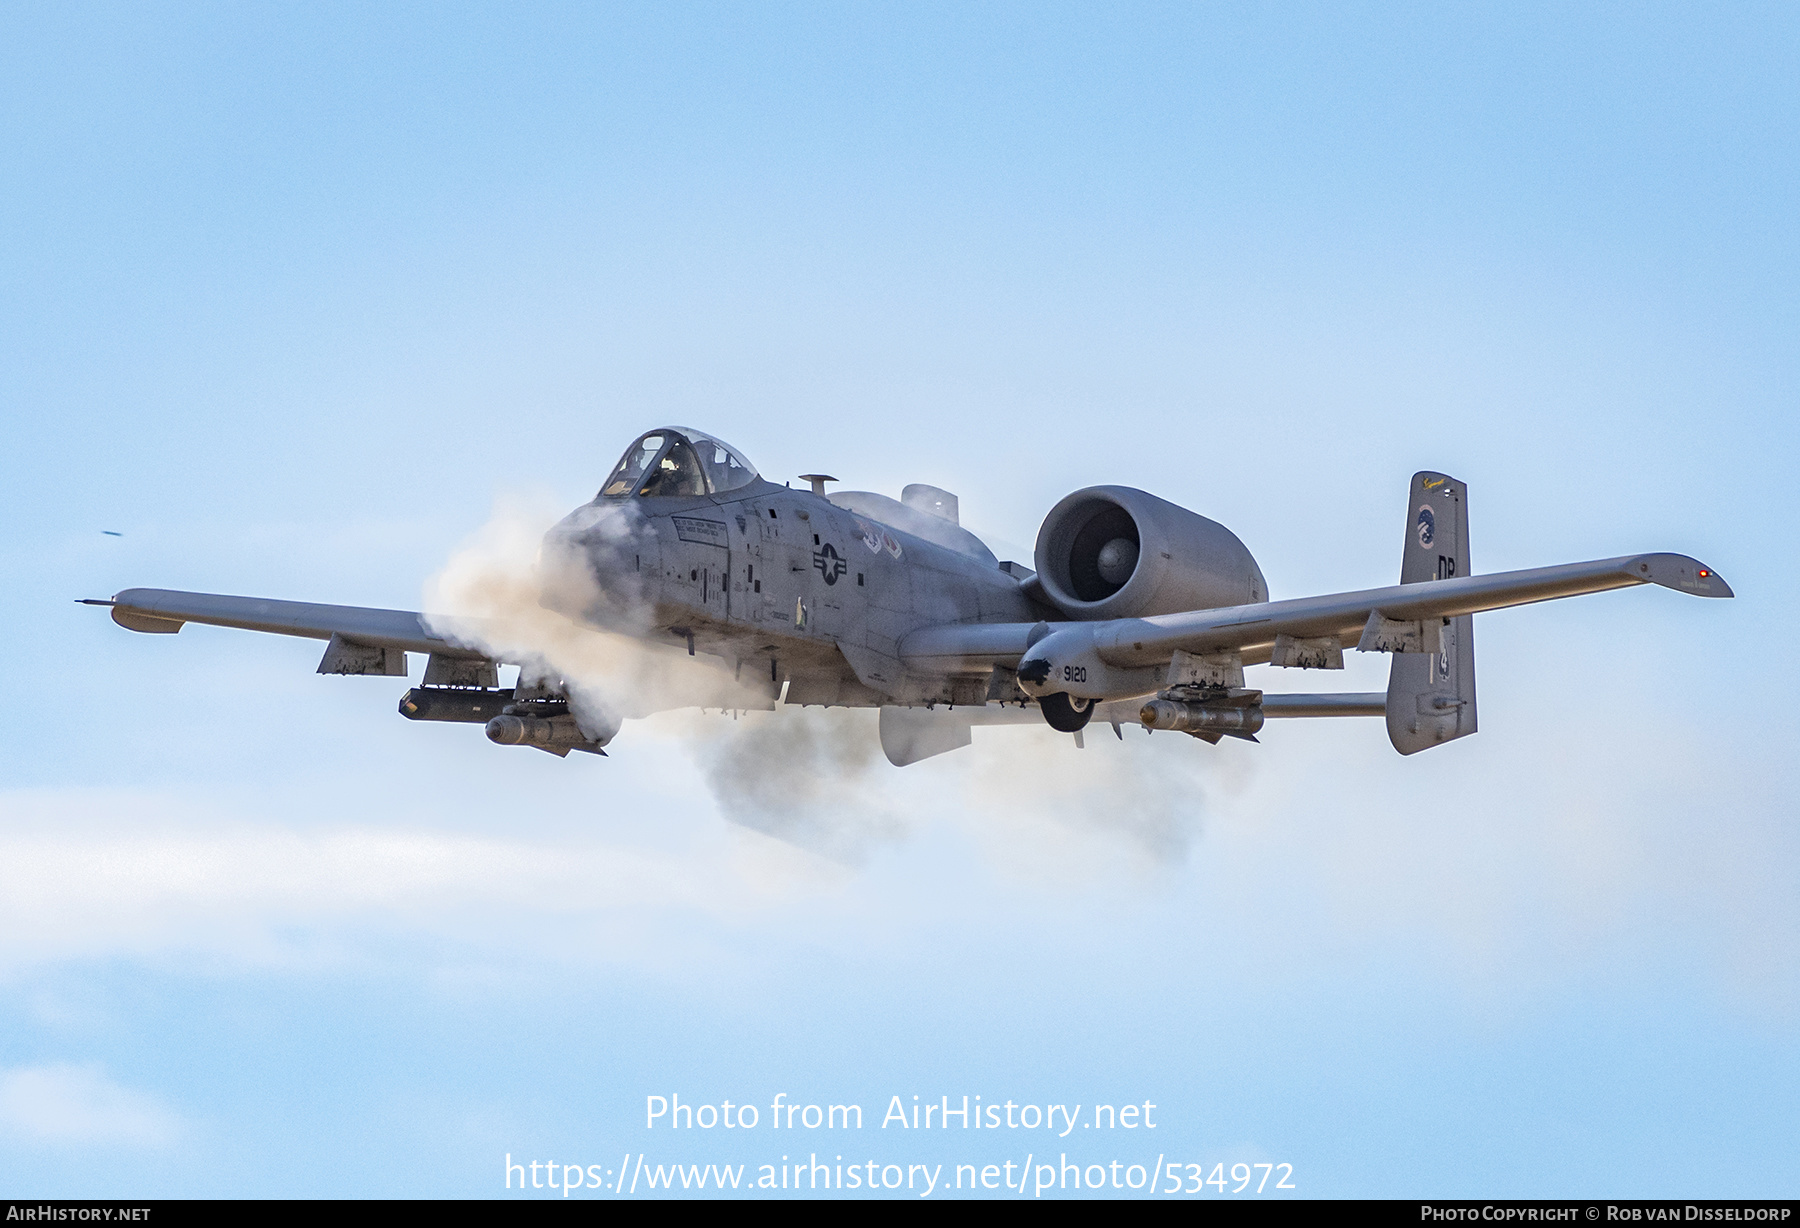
[{"xmin": 599, "ymin": 428, "xmax": 759, "ymax": 499}]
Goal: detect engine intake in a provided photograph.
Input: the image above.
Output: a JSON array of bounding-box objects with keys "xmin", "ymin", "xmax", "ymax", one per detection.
[{"xmin": 1033, "ymin": 486, "xmax": 1267, "ymax": 620}]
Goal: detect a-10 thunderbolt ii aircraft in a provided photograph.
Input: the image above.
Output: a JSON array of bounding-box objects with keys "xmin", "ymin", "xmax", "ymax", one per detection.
[{"xmin": 89, "ymin": 426, "xmax": 1733, "ymax": 766}]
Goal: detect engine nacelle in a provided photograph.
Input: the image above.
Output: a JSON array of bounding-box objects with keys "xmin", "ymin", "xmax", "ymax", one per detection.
[{"xmin": 1032, "ymin": 486, "xmax": 1267, "ymax": 620}]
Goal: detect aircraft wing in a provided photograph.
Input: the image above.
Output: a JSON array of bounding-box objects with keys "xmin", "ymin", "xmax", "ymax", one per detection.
[
  {"xmin": 91, "ymin": 587, "xmax": 494, "ymax": 677},
  {"xmin": 897, "ymin": 552, "xmax": 1733, "ymax": 676}
]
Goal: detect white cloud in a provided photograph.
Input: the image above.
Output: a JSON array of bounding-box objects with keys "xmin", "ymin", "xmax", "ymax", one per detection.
[
  {"xmin": 0, "ymin": 786, "xmax": 850, "ymax": 977},
  {"xmin": 0, "ymin": 699, "xmax": 1792, "ymax": 1023},
  {"xmin": 0, "ymin": 1063, "xmax": 181, "ymax": 1147}
]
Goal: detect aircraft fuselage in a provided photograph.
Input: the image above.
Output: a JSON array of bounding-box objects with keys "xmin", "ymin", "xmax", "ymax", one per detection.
[{"xmin": 543, "ymin": 480, "xmax": 1038, "ymax": 708}]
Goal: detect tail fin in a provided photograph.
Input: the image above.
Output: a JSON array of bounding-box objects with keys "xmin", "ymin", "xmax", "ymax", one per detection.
[{"xmin": 1387, "ymin": 472, "xmax": 1478, "ymax": 754}]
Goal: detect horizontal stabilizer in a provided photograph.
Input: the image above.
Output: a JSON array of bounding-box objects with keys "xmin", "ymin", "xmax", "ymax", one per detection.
[{"xmin": 1262, "ymin": 693, "xmax": 1386, "ymax": 718}]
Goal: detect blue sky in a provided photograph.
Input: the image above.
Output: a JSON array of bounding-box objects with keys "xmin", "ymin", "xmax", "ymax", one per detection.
[{"xmin": 2, "ymin": 2, "xmax": 1796, "ymax": 1198}]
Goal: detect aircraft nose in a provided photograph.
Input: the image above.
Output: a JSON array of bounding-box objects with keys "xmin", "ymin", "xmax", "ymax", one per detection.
[{"xmin": 536, "ymin": 502, "xmax": 656, "ymax": 628}]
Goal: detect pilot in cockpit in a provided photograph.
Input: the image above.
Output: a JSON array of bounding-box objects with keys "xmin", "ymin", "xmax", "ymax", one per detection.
[{"xmin": 599, "ymin": 429, "xmax": 758, "ymax": 500}]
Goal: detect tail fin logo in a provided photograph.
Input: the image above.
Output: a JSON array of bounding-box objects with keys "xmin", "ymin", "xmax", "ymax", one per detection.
[{"xmin": 1416, "ymin": 505, "xmax": 1437, "ymax": 548}]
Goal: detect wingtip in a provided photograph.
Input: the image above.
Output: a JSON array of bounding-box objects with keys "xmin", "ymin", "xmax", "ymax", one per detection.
[{"xmin": 1631, "ymin": 553, "xmax": 1733, "ymax": 598}]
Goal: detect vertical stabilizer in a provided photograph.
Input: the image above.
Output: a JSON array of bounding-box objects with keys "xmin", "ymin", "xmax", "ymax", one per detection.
[{"xmin": 1387, "ymin": 472, "xmax": 1478, "ymax": 754}]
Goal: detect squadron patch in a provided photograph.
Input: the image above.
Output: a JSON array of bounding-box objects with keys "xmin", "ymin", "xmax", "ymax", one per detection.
[
  {"xmin": 1416, "ymin": 505, "xmax": 1436, "ymax": 549},
  {"xmin": 850, "ymin": 515, "xmax": 902, "ymax": 559}
]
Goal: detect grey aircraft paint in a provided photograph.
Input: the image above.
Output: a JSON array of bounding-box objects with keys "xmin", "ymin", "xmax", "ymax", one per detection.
[{"xmin": 92, "ymin": 426, "xmax": 1733, "ymax": 766}]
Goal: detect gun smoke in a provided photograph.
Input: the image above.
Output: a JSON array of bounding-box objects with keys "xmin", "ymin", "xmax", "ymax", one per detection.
[{"xmin": 422, "ymin": 494, "xmax": 1229, "ymax": 869}]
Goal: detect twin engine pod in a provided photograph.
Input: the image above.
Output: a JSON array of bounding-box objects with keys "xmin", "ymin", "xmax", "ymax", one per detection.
[
  {"xmin": 1033, "ymin": 486, "xmax": 1268, "ymax": 620},
  {"xmin": 1139, "ymin": 699, "xmax": 1265, "ymax": 739}
]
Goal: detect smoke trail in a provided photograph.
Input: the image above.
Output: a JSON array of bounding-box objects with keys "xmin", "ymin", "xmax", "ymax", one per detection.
[
  {"xmin": 421, "ymin": 493, "xmax": 767, "ymax": 741},
  {"xmin": 423, "ymin": 492, "xmax": 1241, "ymax": 870},
  {"xmin": 678, "ymin": 706, "xmax": 1227, "ymax": 871},
  {"xmin": 954, "ymin": 723, "xmax": 1226, "ymax": 872},
  {"xmin": 682, "ymin": 706, "xmax": 912, "ymax": 863}
]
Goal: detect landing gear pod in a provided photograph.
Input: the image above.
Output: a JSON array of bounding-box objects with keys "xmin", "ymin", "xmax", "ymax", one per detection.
[{"xmin": 1039, "ymin": 692, "xmax": 1095, "ymax": 733}]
